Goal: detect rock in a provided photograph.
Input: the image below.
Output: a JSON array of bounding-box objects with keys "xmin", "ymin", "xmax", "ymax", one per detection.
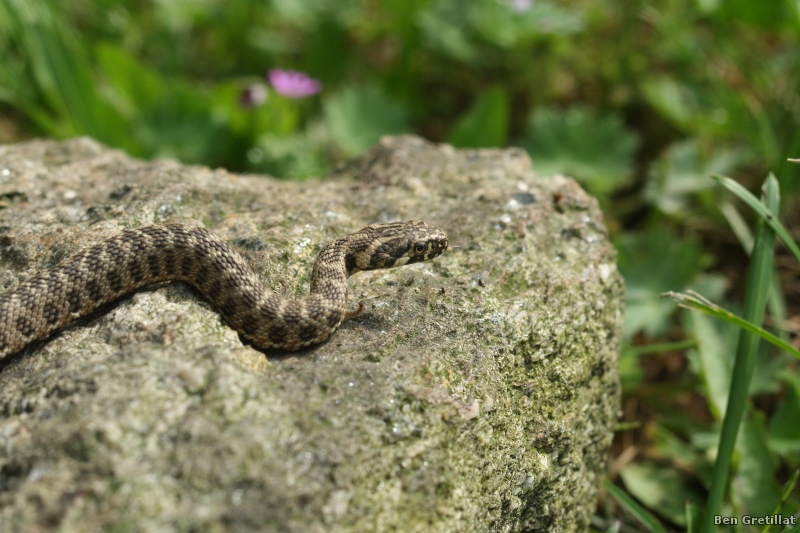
[{"xmin": 0, "ymin": 136, "xmax": 623, "ymax": 532}]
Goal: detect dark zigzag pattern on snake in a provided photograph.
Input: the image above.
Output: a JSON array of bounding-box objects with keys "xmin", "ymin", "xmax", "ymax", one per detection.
[{"xmin": 0, "ymin": 221, "xmax": 448, "ymax": 358}]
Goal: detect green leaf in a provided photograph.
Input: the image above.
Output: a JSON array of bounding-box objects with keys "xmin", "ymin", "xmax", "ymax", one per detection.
[
  {"xmin": 270, "ymin": 0, "xmax": 358, "ymax": 27},
  {"xmin": 650, "ymin": 424, "xmax": 713, "ymax": 487},
  {"xmin": 748, "ymin": 343, "xmax": 790, "ymax": 396},
  {"xmin": 602, "ymin": 479, "xmax": 670, "ymax": 533},
  {"xmin": 323, "ymin": 83, "xmax": 410, "ymax": 157},
  {"xmin": 685, "ymin": 273, "xmax": 728, "ymax": 302},
  {"xmin": 619, "ymin": 345, "xmax": 646, "ymax": 389},
  {"xmin": 685, "ymin": 312, "xmax": 732, "ymax": 420},
  {"xmin": 684, "ymin": 309, "xmax": 784, "ymax": 405},
  {"xmin": 617, "ymin": 231, "xmax": 710, "ymax": 338},
  {"xmin": 210, "ymin": 81, "xmax": 299, "ymax": 138},
  {"xmin": 302, "ymin": 18, "xmax": 349, "ymax": 85},
  {"xmin": 767, "ymin": 373, "xmax": 800, "ymax": 454},
  {"xmin": 518, "ymin": 107, "xmax": 640, "ymax": 195},
  {"xmin": 447, "ymin": 86, "xmax": 509, "ymax": 148},
  {"xmin": 643, "ymin": 140, "xmax": 742, "ymax": 215},
  {"xmin": 95, "ymin": 48, "xmax": 266, "ymax": 166},
  {"xmin": 641, "ymin": 77, "xmax": 695, "ymax": 132},
  {"xmin": 252, "ymin": 132, "xmax": 329, "ymax": 179},
  {"xmin": 96, "ymin": 44, "xmax": 164, "ymax": 114},
  {"xmin": 619, "ymin": 461, "xmax": 704, "ymax": 527},
  {"xmin": 418, "ymin": 0, "xmax": 582, "ymax": 62},
  {"xmin": 467, "ymin": 0, "xmax": 583, "ymax": 48},
  {"xmin": 732, "ymin": 413, "xmax": 782, "ymax": 518},
  {"xmin": 417, "ymin": 5, "xmax": 477, "ymax": 63},
  {"xmin": 720, "ymin": 0, "xmax": 789, "ymax": 30}
]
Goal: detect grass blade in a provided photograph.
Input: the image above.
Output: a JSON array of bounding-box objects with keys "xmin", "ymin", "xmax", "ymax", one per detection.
[
  {"xmin": 759, "ymin": 469, "xmax": 800, "ymax": 533},
  {"xmin": 663, "ymin": 291, "xmax": 800, "ymax": 359},
  {"xmin": 602, "ymin": 479, "xmax": 669, "ymax": 533},
  {"xmin": 720, "ymin": 201, "xmax": 789, "ymax": 341},
  {"xmin": 700, "ymin": 173, "xmax": 793, "ymax": 347},
  {"xmin": 700, "ymin": 175, "xmax": 779, "ymax": 533},
  {"xmin": 0, "ymin": 0, "xmax": 130, "ymax": 145},
  {"xmin": 712, "ymin": 174, "xmax": 800, "ymax": 264},
  {"xmin": 686, "ymin": 502, "xmax": 702, "ymax": 533}
]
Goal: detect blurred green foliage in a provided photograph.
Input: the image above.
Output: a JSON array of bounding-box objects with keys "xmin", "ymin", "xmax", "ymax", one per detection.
[
  {"xmin": 519, "ymin": 107, "xmax": 640, "ymax": 195},
  {"xmin": 1, "ymin": 0, "xmax": 800, "ymax": 530},
  {"xmin": 3, "ymin": 0, "xmax": 798, "ymax": 188}
]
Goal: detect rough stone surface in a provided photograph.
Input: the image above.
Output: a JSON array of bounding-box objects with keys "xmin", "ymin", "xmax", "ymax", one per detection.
[{"xmin": 0, "ymin": 136, "xmax": 623, "ymax": 533}]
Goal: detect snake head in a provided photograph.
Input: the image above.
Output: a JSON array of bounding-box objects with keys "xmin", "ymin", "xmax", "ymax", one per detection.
[
  {"xmin": 348, "ymin": 220, "xmax": 448, "ymax": 273},
  {"xmin": 395, "ymin": 220, "xmax": 449, "ymax": 266}
]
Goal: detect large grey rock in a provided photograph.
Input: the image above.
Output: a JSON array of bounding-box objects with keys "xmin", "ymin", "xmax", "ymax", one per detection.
[{"xmin": 0, "ymin": 136, "xmax": 623, "ymax": 532}]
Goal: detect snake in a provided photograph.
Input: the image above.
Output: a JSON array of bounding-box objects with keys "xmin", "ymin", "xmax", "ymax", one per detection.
[{"xmin": 0, "ymin": 221, "xmax": 448, "ymax": 359}]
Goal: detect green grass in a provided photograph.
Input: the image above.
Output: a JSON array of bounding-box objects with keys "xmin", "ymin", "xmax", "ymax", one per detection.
[{"xmin": 612, "ymin": 174, "xmax": 799, "ymax": 532}]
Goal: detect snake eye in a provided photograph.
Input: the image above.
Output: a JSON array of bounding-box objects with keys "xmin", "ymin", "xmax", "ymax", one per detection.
[{"xmin": 414, "ymin": 242, "xmax": 426, "ymax": 254}]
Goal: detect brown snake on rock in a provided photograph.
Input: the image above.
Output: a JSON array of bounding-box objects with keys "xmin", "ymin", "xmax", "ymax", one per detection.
[{"xmin": 0, "ymin": 221, "xmax": 448, "ymax": 359}]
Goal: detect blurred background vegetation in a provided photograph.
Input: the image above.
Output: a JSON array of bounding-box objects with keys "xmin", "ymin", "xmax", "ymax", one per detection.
[{"xmin": 1, "ymin": 0, "xmax": 799, "ymax": 530}]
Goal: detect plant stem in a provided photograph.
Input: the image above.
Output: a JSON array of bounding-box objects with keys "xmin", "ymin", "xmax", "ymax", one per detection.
[{"xmin": 701, "ymin": 175, "xmax": 779, "ymax": 532}]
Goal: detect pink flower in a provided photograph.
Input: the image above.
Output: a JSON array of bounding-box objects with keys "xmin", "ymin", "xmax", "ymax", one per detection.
[{"xmin": 267, "ymin": 69, "xmax": 322, "ymax": 98}]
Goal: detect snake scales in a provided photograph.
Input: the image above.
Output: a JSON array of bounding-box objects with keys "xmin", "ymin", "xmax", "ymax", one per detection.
[{"xmin": 0, "ymin": 221, "xmax": 448, "ymax": 359}]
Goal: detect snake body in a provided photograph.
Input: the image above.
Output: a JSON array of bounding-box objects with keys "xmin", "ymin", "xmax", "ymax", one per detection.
[{"xmin": 0, "ymin": 221, "xmax": 448, "ymax": 359}]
